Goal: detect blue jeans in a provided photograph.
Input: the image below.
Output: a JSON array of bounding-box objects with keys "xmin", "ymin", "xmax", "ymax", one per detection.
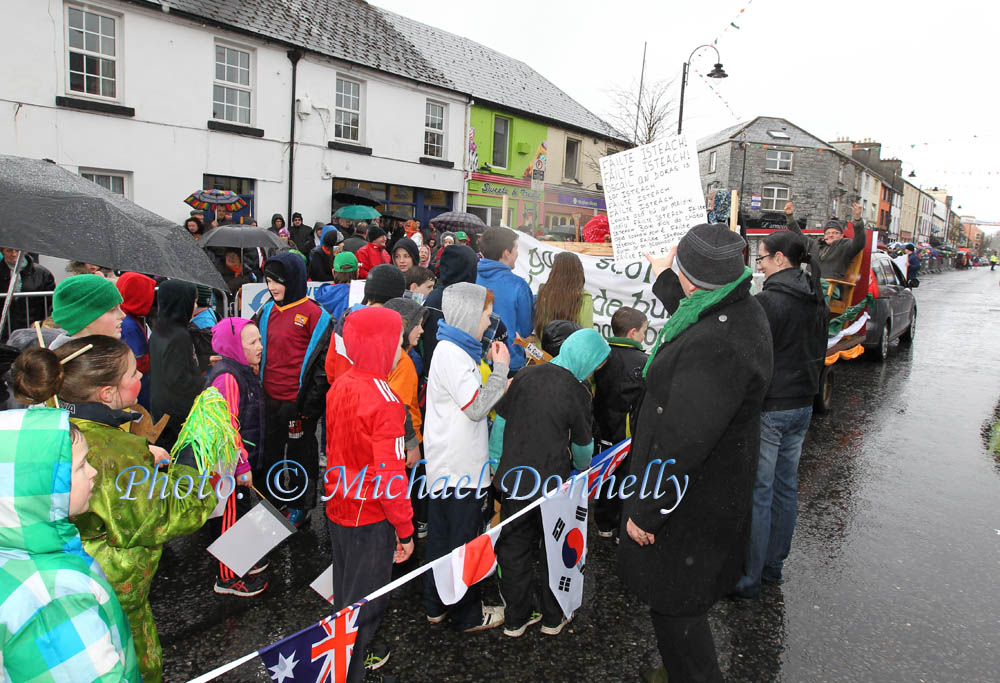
[{"xmin": 735, "ymin": 406, "xmax": 812, "ymax": 597}]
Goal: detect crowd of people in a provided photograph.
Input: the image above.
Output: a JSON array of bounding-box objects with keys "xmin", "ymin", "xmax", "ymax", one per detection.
[{"xmin": 0, "ymin": 203, "xmax": 867, "ymax": 682}]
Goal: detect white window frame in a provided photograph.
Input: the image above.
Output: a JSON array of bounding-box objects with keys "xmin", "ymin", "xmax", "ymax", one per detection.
[
  {"xmin": 213, "ymin": 41, "xmax": 254, "ymax": 126},
  {"xmin": 838, "ymin": 161, "xmax": 845, "ymax": 183},
  {"xmin": 334, "ymin": 76, "xmax": 364, "ymax": 143},
  {"xmin": 764, "ymin": 149, "xmax": 793, "ymax": 172},
  {"xmin": 423, "ymin": 100, "xmax": 446, "ymax": 159},
  {"xmin": 492, "ymin": 115, "xmax": 511, "ymax": 169},
  {"xmin": 79, "ymin": 168, "xmax": 131, "ymax": 199},
  {"xmin": 708, "ymin": 150, "xmax": 717, "ymax": 173},
  {"xmin": 65, "ymin": 3, "xmax": 122, "ymax": 102},
  {"xmin": 832, "ymin": 196, "xmax": 839, "ymax": 216},
  {"xmin": 564, "ymin": 137, "xmax": 581, "ymax": 181},
  {"xmin": 761, "ymin": 184, "xmax": 790, "ymax": 211}
]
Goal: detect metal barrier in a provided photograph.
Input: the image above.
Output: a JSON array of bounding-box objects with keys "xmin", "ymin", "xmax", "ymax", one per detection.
[{"xmin": 0, "ymin": 291, "xmax": 55, "ymax": 340}]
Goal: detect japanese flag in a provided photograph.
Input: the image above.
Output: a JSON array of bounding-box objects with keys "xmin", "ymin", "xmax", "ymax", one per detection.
[{"xmin": 432, "ymin": 526, "xmax": 502, "ymax": 605}]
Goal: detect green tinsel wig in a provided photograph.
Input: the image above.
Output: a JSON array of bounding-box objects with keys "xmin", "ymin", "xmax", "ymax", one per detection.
[{"xmin": 169, "ymin": 387, "xmax": 241, "ymax": 474}]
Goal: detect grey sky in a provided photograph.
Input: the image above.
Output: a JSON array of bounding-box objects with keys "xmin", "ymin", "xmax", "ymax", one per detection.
[{"xmin": 372, "ymin": 0, "xmax": 999, "ymax": 225}]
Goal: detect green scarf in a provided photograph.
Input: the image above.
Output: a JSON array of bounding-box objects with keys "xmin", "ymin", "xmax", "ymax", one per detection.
[{"xmin": 642, "ymin": 266, "xmax": 752, "ymax": 378}]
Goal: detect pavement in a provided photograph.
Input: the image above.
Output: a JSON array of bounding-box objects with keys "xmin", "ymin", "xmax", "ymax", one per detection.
[{"xmin": 153, "ymin": 266, "xmax": 1000, "ymax": 682}]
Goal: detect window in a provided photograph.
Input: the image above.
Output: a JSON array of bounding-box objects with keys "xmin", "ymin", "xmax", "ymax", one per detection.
[
  {"xmin": 854, "ymin": 170, "xmax": 860, "ymax": 192},
  {"xmin": 66, "ymin": 5, "xmax": 118, "ymax": 99},
  {"xmin": 832, "ymin": 197, "xmax": 839, "ymax": 216},
  {"xmin": 492, "ymin": 116, "xmax": 511, "ymax": 168},
  {"xmin": 424, "ymin": 101, "xmax": 445, "ymax": 158},
  {"xmin": 766, "ymin": 130, "xmax": 791, "ymax": 139},
  {"xmin": 203, "ymin": 174, "xmax": 255, "ymax": 221},
  {"xmin": 80, "ymin": 170, "xmax": 128, "ymax": 197},
  {"xmin": 838, "ymin": 161, "xmax": 845, "ymax": 183},
  {"xmin": 564, "ymin": 138, "xmax": 580, "ymax": 180},
  {"xmin": 765, "ymin": 149, "xmax": 792, "ymax": 172},
  {"xmin": 468, "ymin": 205, "xmax": 513, "ymax": 228},
  {"xmin": 709, "ymin": 151, "xmax": 717, "ymax": 173},
  {"xmin": 213, "ymin": 44, "xmax": 252, "ymax": 124},
  {"xmin": 761, "ymin": 184, "xmax": 790, "ymax": 211},
  {"xmin": 335, "ymin": 77, "xmax": 362, "ymax": 142}
]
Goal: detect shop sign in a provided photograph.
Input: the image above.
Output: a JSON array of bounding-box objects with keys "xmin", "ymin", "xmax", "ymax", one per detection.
[
  {"xmin": 470, "ymin": 181, "xmax": 542, "ymax": 200},
  {"xmin": 556, "ymin": 194, "xmax": 606, "ymax": 210},
  {"xmin": 751, "ymin": 194, "xmax": 762, "ymax": 210}
]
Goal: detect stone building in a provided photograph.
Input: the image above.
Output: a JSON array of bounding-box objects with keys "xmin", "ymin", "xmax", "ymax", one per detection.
[{"xmin": 697, "ymin": 116, "xmax": 867, "ymax": 229}]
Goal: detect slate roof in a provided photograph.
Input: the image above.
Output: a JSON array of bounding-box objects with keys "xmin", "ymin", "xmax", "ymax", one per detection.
[
  {"xmin": 147, "ymin": 0, "xmax": 620, "ymax": 141},
  {"xmin": 378, "ymin": 9, "xmax": 622, "ymax": 141},
  {"xmin": 154, "ymin": 0, "xmax": 454, "ymax": 89},
  {"xmin": 697, "ymin": 116, "xmax": 834, "ymax": 152}
]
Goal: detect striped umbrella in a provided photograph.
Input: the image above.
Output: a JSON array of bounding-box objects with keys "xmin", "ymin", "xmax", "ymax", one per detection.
[
  {"xmin": 429, "ymin": 211, "xmax": 488, "ymax": 235},
  {"xmin": 184, "ymin": 188, "xmax": 247, "ymax": 211}
]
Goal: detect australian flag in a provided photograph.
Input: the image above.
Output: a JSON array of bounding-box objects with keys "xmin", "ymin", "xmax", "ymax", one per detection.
[
  {"xmin": 258, "ymin": 608, "xmax": 360, "ymax": 683},
  {"xmin": 571, "ymin": 438, "xmax": 631, "ymax": 498}
]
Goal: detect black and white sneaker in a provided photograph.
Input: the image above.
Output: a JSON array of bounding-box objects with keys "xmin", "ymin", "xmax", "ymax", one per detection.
[
  {"xmin": 540, "ymin": 615, "xmax": 573, "ymax": 636},
  {"xmin": 247, "ymin": 558, "xmax": 270, "ymax": 575},
  {"xmin": 502, "ymin": 610, "xmax": 542, "ymax": 637},
  {"xmin": 462, "ymin": 605, "xmax": 504, "ymax": 632},
  {"xmin": 214, "ymin": 574, "xmax": 267, "ymax": 597},
  {"xmin": 416, "ymin": 521, "xmax": 429, "ymax": 539}
]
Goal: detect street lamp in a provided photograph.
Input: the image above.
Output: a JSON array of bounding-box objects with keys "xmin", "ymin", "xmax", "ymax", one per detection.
[
  {"xmin": 677, "ymin": 45, "xmax": 728, "ymax": 135},
  {"xmin": 908, "ymin": 170, "xmax": 920, "ymax": 242}
]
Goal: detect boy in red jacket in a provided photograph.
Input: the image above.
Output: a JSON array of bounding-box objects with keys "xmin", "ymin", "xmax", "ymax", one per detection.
[{"xmin": 325, "ymin": 306, "xmax": 414, "ymax": 683}]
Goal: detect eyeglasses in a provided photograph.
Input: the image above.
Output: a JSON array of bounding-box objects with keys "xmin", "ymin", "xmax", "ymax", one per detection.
[{"xmin": 754, "ymin": 254, "xmax": 771, "ymax": 264}]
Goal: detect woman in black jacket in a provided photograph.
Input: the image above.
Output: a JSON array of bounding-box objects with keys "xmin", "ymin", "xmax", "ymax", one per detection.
[
  {"xmin": 149, "ymin": 280, "xmax": 204, "ymax": 450},
  {"xmin": 732, "ymin": 229, "xmax": 828, "ymax": 600}
]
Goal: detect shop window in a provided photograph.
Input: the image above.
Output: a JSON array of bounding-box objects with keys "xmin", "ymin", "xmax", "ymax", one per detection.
[
  {"xmin": 492, "ymin": 116, "xmax": 510, "ymax": 168},
  {"xmin": 389, "ymin": 186, "xmax": 414, "ymax": 203},
  {"xmin": 564, "ymin": 138, "xmax": 580, "ymax": 181},
  {"xmin": 66, "ymin": 4, "xmax": 119, "ymax": 100},
  {"xmin": 203, "ymin": 173, "xmax": 255, "ymax": 221},
  {"xmin": 468, "ymin": 205, "xmax": 512, "ymax": 227}
]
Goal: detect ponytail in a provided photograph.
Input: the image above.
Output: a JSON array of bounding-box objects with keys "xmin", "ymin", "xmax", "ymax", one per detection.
[
  {"xmin": 763, "ymin": 230, "xmax": 825, "ymax": 306},
  {"xmin": 12, "ymin": 335, "xmax": 132, "ymax": 404}
]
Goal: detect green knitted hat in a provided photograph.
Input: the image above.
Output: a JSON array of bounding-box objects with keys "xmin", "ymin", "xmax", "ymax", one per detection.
[
  {"xmin": 333, "ymin": 251, "xmax": 359, "ymax": 273},
  {"xmin": 51, "ymin": 274, "xmax": 123, "ymax": 335}
]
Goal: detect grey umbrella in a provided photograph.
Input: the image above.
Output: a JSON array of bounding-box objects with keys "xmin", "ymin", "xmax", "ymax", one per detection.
[
  {"xmin": 199, "ymin": 225, "xmax": 286, "ymax": 250},
  {"xmin": 429, "ymin": 211, "xmax": 488, "ymax": 235},
  {"xmin": 0, "ymin": 155, "xmax": 226, "ymax": 290}
]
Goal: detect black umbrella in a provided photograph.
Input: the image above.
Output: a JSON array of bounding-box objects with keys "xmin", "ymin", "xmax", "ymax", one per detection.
[
  {"xmin": 199, "ymin": 225, "xmax": 286, "ymax": 250},
  {"xmin": 380, "ymin": 209, "xmax": 411, "ymax": 222},
  {"xmin": 0, "ymin": 155, "xmax": 226, "ymax": 290},
  {"xmin": 429, "ymin": 211, "xmax": 488, "ymax": 235},
  {"xmin": 333, "ymin": 187, "xmax": 383, "ymax": 207}
]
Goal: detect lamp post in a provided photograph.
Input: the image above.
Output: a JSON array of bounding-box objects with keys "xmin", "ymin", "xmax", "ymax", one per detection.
[
  {"xmin": 677, "ymin": 45, "xmax": 728, "ymax": 136},
  {"xmin": 908, "ymin": 170, "xmax": 922, "ymax": 243}
]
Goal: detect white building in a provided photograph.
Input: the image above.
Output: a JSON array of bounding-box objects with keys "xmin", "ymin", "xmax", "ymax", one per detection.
[{"xmin": 1, "ymin": 0, "xmax": 470, "ymax": 228}]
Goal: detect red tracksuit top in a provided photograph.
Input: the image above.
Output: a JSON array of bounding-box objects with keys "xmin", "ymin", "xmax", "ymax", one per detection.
[{"xmin": 324, "ymin": 307, "xmax": 414, "ymax": 539}]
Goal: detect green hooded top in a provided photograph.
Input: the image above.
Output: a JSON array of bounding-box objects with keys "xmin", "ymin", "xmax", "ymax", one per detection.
[
  {"xmin": 0, "ymin": 408, "xmax": 140, "ymax": 682},
  {"xmin": 490, "ymin": 329, "xmax": 610, "ymax": 472},
  {"xmin": 70, "ymin": 404, "xmax": 218, "ymax": 683}
]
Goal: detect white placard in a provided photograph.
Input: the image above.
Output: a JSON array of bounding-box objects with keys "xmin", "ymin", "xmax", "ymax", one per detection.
[
  {"xmin": 599, "ymin": 134, "xmax": 706, "ymax": 263},
  {"xmin": 206, "ymin": 497, "xmax": 295, "ymax": 577},
  {"xmin": 310, "ymin": 565, "xmax": 335, "ymax": 603}
]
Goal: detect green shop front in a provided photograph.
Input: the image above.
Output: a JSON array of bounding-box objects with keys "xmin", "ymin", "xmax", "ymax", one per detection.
[{"xmin": 466, "ymin": 173, "xmax": 543, "ymax": 232}]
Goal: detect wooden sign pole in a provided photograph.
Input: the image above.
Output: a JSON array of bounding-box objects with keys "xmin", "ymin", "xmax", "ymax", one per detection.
[{"xmin": 729, "ymin": 190, "xmax": 740, "ymax": 232}]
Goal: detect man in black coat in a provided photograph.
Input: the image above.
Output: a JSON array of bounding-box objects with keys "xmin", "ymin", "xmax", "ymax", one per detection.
[
  {"xmin": 618, "ymin": 224, "xmax": 773, "ymax": 683},
  {"xmin": 1, "ymin": 249, "xmax": 56, "ymax": 339}
]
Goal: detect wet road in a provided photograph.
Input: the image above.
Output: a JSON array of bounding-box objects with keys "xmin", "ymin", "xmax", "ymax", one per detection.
[{"xmin": 152, "ymin": 267, "xmax": 1000, "ymax": 682}]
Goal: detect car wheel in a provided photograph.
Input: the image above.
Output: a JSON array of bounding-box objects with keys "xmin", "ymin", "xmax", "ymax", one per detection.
[
  {"xmin": 866, "ymin": 319, "xmax": 890, "ymax": 362},
  {"xmin": 899, "ymin": 307, "xmax": 916, "ymax": 345},
  {"xmin": 814, "ymin": 365, "xmax": 833, "ymax": 414}
]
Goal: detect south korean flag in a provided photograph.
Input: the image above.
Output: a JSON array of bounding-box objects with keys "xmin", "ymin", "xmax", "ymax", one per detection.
[{"xmin": 540, "ymin": 474, "xmax": 589, "ymax": 619}]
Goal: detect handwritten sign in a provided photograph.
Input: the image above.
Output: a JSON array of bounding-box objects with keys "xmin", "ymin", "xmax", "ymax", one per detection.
[{"xmin": 599, "ymin": 134, "xmax": 706, "ymax": 263}]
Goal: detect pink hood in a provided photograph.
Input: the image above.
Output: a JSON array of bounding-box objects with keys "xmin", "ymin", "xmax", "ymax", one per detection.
[{"xmin": 212, "ymin": 317, "xmax": 252, "ymax": 365}]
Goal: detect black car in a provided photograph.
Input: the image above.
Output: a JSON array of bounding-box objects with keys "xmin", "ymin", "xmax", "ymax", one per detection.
[{"xmin": 863, "ymin": 252, "xmax": 917, "ymax": 361}]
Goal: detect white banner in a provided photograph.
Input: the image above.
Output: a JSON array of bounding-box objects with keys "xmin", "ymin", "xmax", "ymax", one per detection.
[{"xmin": 513, "ymin": 232, "xmax": 666, "ymax": 347}]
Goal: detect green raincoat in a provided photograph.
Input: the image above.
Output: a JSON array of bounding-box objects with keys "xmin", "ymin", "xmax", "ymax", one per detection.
[
  {"xmin": 0, "ymin": 408, "xmax": 140, "ymax": 682},
  {"xmin": 72, "ymin": 408, "xmax": 218, "ymax": 683}
]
